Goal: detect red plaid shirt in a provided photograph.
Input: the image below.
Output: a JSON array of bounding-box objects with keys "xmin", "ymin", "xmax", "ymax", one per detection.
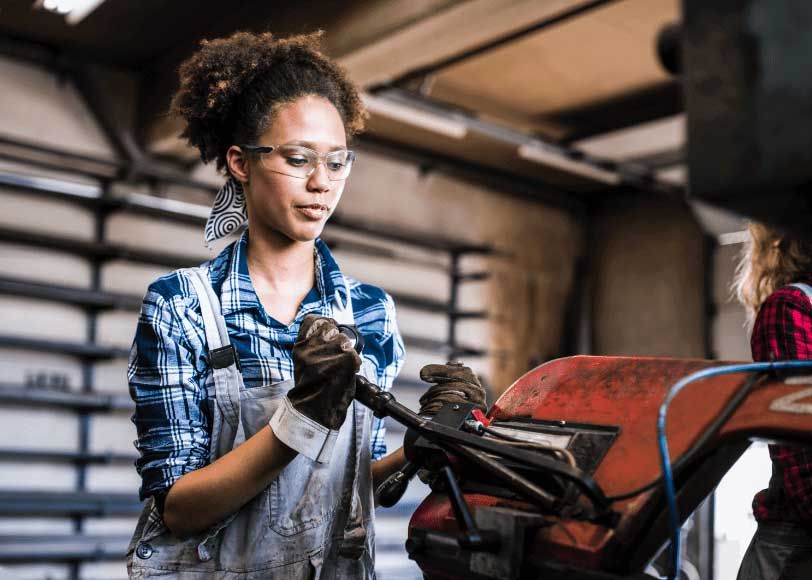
[{"xmin": 751, "ymin": 279, "xmax": 812, "ymax": 523}]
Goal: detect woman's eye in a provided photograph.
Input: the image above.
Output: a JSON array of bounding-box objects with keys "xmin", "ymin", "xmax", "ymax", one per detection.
[
  {"xmin": 285, "ymin": 156, "xmax": 309, "ymax": 167},
  {"xmin": 327, "ymin": 162, "xmax": 345, "ymax": 171}
]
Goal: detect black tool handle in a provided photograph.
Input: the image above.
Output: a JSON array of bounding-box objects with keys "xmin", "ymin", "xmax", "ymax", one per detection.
[
  {"xmin": 375, "ymin": 460, "xmax": 421, "ymax": 507},
  {"xmin": 337, "ymin": 324, "xmax": 365, "ymax": 354}
]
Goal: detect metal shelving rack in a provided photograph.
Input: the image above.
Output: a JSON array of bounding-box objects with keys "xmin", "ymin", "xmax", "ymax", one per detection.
[{"xmin": 0, "ymin": 138, "xmax": 494, "ymax": 573}]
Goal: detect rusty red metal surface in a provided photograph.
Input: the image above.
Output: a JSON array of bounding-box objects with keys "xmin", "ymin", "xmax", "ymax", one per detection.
[{"xmin": 408, "ymin": 355, "xmax": 812, "ymax": 577}]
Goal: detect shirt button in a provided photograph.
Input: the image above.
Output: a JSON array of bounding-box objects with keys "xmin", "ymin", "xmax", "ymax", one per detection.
[{"xmin": 136, "ymin": 542, "xmax": 154, "ymax": 559}]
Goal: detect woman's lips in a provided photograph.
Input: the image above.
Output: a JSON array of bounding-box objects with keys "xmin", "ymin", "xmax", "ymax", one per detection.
[{"xmin": 295, "ymin": 204, "xmax": 329, "ymax": 220}]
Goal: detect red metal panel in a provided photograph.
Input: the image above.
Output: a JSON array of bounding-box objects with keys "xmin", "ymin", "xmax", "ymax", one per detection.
[{"xmin": 409, "ymin": 355, "xmax": 812, "ymax": 576}]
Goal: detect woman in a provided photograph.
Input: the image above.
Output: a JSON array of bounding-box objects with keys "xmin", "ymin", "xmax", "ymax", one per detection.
[
  {"xmin": 735, "ymin": 221, "xmax": 812, "ymax": 579},
  {"xmin": 126, "ymin": 31, "xmax": 486, "ymax": 579}
]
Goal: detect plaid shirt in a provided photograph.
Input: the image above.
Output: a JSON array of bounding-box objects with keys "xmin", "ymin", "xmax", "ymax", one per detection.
[
  {"xmin": 128, "ymin": 231, "xmax": 405, "ymax": 502},
  {"xmin": 751, "ymin": 279, "xmax": 812, "ymax": 523}
]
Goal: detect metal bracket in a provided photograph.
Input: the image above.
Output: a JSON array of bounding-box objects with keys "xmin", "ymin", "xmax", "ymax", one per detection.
[{"xmin": 469, "ymin": 506, "xmax": 546, "ymax": 580}]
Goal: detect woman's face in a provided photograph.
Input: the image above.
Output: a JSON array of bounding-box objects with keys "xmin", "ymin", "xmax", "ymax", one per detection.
[{"xmin": 245, "ymin": 95, "xmax": 348, "ymax": 243}]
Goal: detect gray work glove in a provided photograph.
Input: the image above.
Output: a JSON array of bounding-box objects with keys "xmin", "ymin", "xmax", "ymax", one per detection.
[
  {"xmin": 289, "ymin": 314, "xmax": 362, "ymax": 430},
  {"xmin": 418, "ymin": 361, "xmax": 486, "ymax": 416}
]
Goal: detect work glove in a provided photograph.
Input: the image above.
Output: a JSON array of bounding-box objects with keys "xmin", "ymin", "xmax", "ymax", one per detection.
[
  {"xmin": 270, "ymin": 314, "xmax": 361, "ymax": 463},
  {"xmin": 289, "ymin": 314, "xmax": 362, "ymax": 429},
  {"xmin": 418, "ymin": 361, "xmax": 487, "ymax": 416}
]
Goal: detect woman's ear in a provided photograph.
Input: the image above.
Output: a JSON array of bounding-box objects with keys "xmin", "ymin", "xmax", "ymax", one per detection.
[{"xmin": 226, "ymin": 146, "xmax": 250, "ymax": 184}]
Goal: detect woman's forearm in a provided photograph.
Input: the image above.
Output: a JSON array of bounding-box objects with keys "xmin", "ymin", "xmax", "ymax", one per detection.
[
  {"xmin": 163, "ymin": 425, "xmax": 297, "ymax": 538},
  {"xmin": 371, "ymin": 446, "xmax": 407, "ymax": 491}
]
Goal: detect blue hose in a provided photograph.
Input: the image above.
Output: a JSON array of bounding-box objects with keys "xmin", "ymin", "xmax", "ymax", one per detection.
[{"xmin": 657, "ymin": 360, "xmax": 812, "ymax": 579}]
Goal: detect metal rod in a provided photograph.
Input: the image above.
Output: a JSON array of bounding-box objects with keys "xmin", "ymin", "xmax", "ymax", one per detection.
[
  {"xmin": 0, "ymin": 490, "xmax": 142, "ymax": 517},
  {"xmin": 439, "ymin": 465, "xmax": 500, "ymax": 550},
  {"xmin": 0, "ymin": 158, "xmax": 497, "ymax": 255},
  {"xmin": 441, "ymin": 465, "xmax": 480, "ymax": 535},
  {"xmin": 0, "ymin": 449, "xmax": 135, "ymax": 465},
  {"xmin": 445, "ymin": 441, "xmax": 557, "ymax": 511},
  {"xmin": 354, "ymin": 376, "xmax": 611, "ymax": 512},
  {"xmin": 0, "ymin": 274, "xmax": 487, "ymax": 320},
  {"xmin": 0, "ymin": 336, "xmax": 129, "ymax": 360},
  {"xmin": 0, "ymin": 535, "xmax": 130, "ymax": 563},
  {"xmin": 0, "ymin": 386, "xmax": 133, "ymax": 412},
  {"xmin": 0, "ymin": 225, "xmax": 202, "ymax": 269},
  {"xmin": 0, "ymin": 276, "xmax": 141, "ymax": 311},
  {"xmin": 448, "ymin": 251, "xmax": 461, "ymax": 360}
]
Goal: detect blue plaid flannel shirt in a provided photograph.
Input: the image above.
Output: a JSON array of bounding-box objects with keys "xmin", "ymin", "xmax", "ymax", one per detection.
[{"xmin": 128, "ymin": 231, "xmax": 405, "ymax": 501}]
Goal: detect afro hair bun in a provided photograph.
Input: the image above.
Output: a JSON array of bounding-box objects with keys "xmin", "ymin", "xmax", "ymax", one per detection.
[{"xmin": 171, "ymin": 31, "xmax": 365, "ymax": 172}]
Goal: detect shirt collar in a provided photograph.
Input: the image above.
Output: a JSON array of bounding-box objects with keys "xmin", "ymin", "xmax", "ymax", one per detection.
[{"xmin": 216, "ymin": 230, "xmax": 343, "ymax": 317}]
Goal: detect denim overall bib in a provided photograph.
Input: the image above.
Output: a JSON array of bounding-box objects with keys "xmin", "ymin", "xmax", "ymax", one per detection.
[{"xmin": 127, "ymin": 267, "xmax": 377, "ymax": 579}]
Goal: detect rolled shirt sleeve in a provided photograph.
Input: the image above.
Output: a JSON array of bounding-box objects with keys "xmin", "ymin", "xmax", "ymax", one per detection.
[{"xmin": 128, "ymin": 279, "xmax": 211, "ymax": 502}]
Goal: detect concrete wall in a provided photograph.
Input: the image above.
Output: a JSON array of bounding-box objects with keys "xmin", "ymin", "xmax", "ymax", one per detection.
[
  {"xmin": 589, "ymin": 195, "xmax": 707, "ymax": 358},
  {"xmin": 343, "ymin": 154, "xmax": 583, "ymax": 393}
]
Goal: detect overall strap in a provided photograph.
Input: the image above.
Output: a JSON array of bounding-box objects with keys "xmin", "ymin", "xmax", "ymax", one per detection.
[
  {"xmin": 330, "ymin": 276, "xmax": 372, "ymax": 562},
  {"xmin": 790, "ymin": 282, "xmax": 812, "ymax": 305},
  {"xmin": 182, "ymin": 267, "xmax": 247, "ymax": 448}
]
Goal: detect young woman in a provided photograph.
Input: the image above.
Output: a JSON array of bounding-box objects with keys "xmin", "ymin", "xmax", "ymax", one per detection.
[
  {"xmin": 126, "ymin": 31, "xmax": 485, "ymax": 579},
  {"xmin": 735, "ymin": 222, "xmax": 812, "ymax": 579}
]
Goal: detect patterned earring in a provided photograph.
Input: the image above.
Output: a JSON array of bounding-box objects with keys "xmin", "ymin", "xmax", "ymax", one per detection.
[{"xmin": 204, "ymin": 176, "xmax": 248, "ymax": 247}]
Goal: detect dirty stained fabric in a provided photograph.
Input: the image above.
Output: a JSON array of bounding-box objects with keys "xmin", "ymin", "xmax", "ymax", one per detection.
[{"xmin": 289, "ymin": 314, "xmax": 362, "ymax": 430}]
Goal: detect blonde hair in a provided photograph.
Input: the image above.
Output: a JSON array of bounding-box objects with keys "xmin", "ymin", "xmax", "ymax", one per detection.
[{"xmin": 733, "ymin": 221, "xmax": 812, "ymax": 325}]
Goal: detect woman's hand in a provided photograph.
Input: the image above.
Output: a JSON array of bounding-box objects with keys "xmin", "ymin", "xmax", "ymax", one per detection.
[
  {"xmin": 289, "ymin": 314, "xmax": 362, "ymax": 430},
  {"xmin": 418, "ymin": 361, "xmax": 486, "ymax": 416}
]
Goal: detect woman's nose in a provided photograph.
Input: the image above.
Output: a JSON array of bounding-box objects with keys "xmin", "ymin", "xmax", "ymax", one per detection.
[{"xmin": 307, "ymin": 161, "xmax": 331, "ymax": 192}]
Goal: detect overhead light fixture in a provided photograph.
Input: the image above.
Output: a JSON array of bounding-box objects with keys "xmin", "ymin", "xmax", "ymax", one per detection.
[
  {"xmin": 34, "ymin": 0, "xmax": 106, "ymax": 25},
  {"xmin": 517, "ymin": 143, "xmax": 621, "ymax": 185},
  {"xmin": 361, "ymin": 93, "xmax": 468, "ymax": 140}
]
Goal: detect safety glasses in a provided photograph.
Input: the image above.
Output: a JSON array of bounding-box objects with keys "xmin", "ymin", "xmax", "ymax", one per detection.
[{"xmin": 240, "ymin": 143, "xmax": 355, "ymax": 181}]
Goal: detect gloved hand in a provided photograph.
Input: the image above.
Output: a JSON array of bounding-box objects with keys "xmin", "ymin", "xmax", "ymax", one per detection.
[
  {"xmin": 289, "ymin": 314, "xmax": 362, "ymax": 430},
  {"xmin": 418, "ymin": 361, "xmax": 486, "ymax": 416}
]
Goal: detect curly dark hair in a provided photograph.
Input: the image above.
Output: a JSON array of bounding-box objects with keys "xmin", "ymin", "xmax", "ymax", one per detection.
[{"xmin": 171, "ymin": 30, "xmax": 365, "ymax": 173}]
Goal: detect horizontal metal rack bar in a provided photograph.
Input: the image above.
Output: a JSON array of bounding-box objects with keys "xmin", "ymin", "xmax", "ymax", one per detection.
[
  {"xmin": 454, "ymin": 271, "xmax": 491, "ymax": 283},
  {"xmin": 0, "ymin": 490, "xmax": 142, "ymax": 517},
  {"xmin": 0, "ymin": 226, "xmax": 202, "ymax": 269},
  {"xmin": 0, "ymin": 275, "xmax": 488, "ymax": 322},
  {"xmin": 0, "ymin": 166, "xmax": 497, "ymax": 255},
  {"xmin": 0, "ymin": 379, "xmax": 425, "ymax": 416},
  {"xmin": 0, "ymin": 276, "xmax": 142, "ymax": 311},
  {"xmin": 0, "ymin": 335, "xmax": 129, "ymax": 361},
  {"xmin": 0, "ymin": 221, "xmax": 457, "ymax": 278},
  {"xmin": 0, "ymin": 331, "xmax": 480, "ymax": 361},
  {"xmin": 392, "ymin": 290, "xmax": 487, "ymax": 318},
  {"xmin": 404, "ymin": 335, "xmax": 487, "ymax": 357},
  {"xmin": 0, "ymin": 449, "xmax": 136, "ymax": 465},
  {"xmin": 0, "ymin": 534, "xmax": 130, "ymax": 563},
  {"xmin": 0, "ymin": 133, "xmax": 123, "ymax": 171},
  {"xmin": 0, "ymin": 385, "xmax": 133, "ymax": 412}
]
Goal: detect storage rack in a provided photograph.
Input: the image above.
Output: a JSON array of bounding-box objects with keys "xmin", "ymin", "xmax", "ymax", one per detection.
[{"xmin": 0, "ymin": 138, "xmax": 494, "ymax": 572}]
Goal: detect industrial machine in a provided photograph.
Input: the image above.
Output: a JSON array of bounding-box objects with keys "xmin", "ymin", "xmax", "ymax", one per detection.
[{"xmin": 351, "ymin": 354, "xmax": 812, "ymax": 580}]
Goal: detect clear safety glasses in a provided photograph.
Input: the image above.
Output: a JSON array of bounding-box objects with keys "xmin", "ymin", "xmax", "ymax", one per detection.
[{"xmin": 241, "ymin": 143, "xmax": 355, "ymax": 181}]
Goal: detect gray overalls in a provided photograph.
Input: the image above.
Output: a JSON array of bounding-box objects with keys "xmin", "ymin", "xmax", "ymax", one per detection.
[{"xmin": 127, "ymin": 267, "xmax": 377, "ymax": 579}]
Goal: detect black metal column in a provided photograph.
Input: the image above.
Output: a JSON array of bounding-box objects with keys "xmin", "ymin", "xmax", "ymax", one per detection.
[
  {"xmin": 71, "ymin": 180, "xmax": 110, "ymax": 580},
  {"xmin": 448, "ymin": 251, "xmax": 461, "ymax": 361}
]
